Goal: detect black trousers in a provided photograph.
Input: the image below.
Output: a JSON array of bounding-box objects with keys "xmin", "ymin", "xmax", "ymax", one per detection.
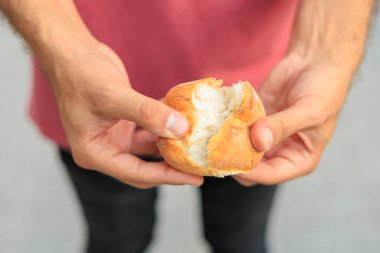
[{"xmin": 59, "ymin": 149, "xmax": 277, "ymax": 253}]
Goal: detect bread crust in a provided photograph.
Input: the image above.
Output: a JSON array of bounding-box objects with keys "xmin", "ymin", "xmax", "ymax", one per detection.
[{"xmin": 157, "ymin": 78, "xmax": 266, "ymax": 177}]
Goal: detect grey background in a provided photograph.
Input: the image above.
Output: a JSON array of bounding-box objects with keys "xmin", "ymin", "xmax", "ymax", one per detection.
[{"xmin": 1, "ymin": 15, "xmax": 379, "ymax": 253}]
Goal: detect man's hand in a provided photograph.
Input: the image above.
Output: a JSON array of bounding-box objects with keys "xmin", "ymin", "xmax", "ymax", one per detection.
[
  {"xmin": 234, "ymin": 54, "xmax": 349, "ymax": 185},
  {"xmin": 51, "ymin": 41, "xmax": 203, "ymax": 189},
  {"xmin": 234, "ymin": 0, "xmax": 374, "ymax": 186},
  {"xmin": 0, "ymin": 0, "xmax": 203, "ymax": 189}
]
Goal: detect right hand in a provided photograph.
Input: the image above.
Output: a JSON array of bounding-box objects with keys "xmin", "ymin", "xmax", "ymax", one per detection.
[{"xmin": 45, "ymin": 40, "xmax": 203, "ymax": 189}]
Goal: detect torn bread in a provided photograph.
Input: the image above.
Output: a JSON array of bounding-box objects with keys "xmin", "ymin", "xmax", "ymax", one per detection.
[{"xmin": 157, "ymin": 77, "xmax": 266, "ymax": 177}]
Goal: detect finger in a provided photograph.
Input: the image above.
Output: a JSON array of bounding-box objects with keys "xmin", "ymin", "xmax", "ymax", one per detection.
[
  {"xmin": 130, "ymin": 129, "xmax": 159, "ymax": 155},
  {"xmin": 250, "ymin": 99, "xmax": 324, "ymax": 152},
  {"xmin": 105, "ymin": 89, "xmax": 189, "ymax": 139},
  {"xmin": 92, "ymin": 152, "xmax": 204, "ymax": 188},
  {"xmin": 234, "ymin": 145, "xmax": 317, "ymax": 185},
  {"xmin": 106, "ymin": 120, "xmax": 136, "ymax": 152},
  {"xmin": 232, "ymin": 176, "xmax": 258, "ymax": 187}
]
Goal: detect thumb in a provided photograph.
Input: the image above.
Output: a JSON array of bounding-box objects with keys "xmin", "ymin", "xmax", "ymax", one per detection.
[
  {"xmin": 250, "ymin": 100, "xmax": 323, "ymax": 152},
  {"xmin": 104, "ymin": 88, "xmax": 189, "ymax": 139}
]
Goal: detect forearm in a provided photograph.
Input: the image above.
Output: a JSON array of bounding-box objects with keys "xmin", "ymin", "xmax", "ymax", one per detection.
[
  {"xmin": 290, "ymin": 0, "xmax": 374, "ymax": 72},
  {"xmin": 0, "ymin": 0, "xmax": 95, "ymax": 67}
]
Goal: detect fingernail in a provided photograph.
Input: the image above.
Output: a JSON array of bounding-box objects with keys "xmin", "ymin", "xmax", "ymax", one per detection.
[
  {"xmin": 261, "ymin": 128, "xmax": 273, "ymax": 151},
  {"xmin": 166, "ymin": 113, "xmax": 189, "ymax": 137}
]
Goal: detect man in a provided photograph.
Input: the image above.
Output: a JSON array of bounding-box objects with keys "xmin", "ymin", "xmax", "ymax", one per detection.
[{"xmin": 0, "ymin": 0, "xmax": 374, "ymax": 252}]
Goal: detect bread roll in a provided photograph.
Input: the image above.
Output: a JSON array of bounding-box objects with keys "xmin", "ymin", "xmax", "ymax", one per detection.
[{"xmin": 157, "ymin": 77, "xmax": 266, "ymax": 177}]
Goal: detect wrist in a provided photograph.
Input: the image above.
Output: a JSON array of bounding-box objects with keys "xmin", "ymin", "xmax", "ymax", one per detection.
[
  {"xmin": 2, "ymin": 0, "xmax": 97, "ymax": 70},
  {"xmin": 30, "ymin": 13, "xmax": 97, "ymax": 72},
  {"xmin": 36, "ymin": 24, "xmax": 98, "ymax": 72},
  {"xmin": 288, "ymin": 0, "xmax": 374, "ymax": 75},
  {"xmin": 284, "ymin": 50, "xmax": 356, "ymax": 88},
  {"xmin": 288, "ymin": 36, "xmax": 363, "ymax": 75}
]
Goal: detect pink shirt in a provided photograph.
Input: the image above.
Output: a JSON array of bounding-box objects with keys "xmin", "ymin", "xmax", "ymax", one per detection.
[{"xmin": 30, "ymin": 0, "xmax": 298, "ymax": 149}]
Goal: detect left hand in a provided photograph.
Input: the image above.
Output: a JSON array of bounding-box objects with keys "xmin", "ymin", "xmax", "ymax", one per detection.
[{"xmin": 234, "ymin": 54, "xmax": 353, "ymax": 186}]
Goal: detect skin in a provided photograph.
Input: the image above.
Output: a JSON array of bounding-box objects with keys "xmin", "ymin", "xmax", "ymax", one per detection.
[
  {"xmin": 0, "ymin": 0, "xmax": 374, "ymax": 188},
  {"xmin": 0, "ymin": 0, "xmax": 203, "ymax": 189},
  {"xmin": 234, "ymin": 0, "xmax": 375, "ymax": 186}
]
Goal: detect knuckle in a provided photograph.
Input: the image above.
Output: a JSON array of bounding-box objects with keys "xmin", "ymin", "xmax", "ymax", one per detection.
[
  {"xmin": 138, "ymin": 100, "xmax": 156, "ymax": 126},
  {"xmin": 297, "ymin": 155, "xmax": 320, "ymax": 178},
  {"xmin": 309, "ymin": 107, "xmax": 326, "ymax": 127},
  {"xmin": 71, "ymin": 150, "xmax": 91, "ymax": 169},
  {"xmin": 85, "ymin": 87, "xmax": 113, "ymax": 115},
  {"xmin": 70, "ymin": 143, "xmax": 96, "ymax": 170},
  {"xmin": 303, "ymin": 158, "xmax": 320, "ymax": 176},
  {"xmin": 125, "ymin": 163, "xmax": 155, "ymax": 188},
  {"xmin": 277, "ymin": 120, "xmax": 290, "ymax": 141}
]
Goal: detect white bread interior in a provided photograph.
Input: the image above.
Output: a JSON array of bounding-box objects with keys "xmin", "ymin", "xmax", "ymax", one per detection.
[
  {"xmin": 189, "ymin": 82, "xmax": 245, "ymax": 168},
  {"xmin": 157, "ymin": 77, "xmax": 265, "ymax": 177}
]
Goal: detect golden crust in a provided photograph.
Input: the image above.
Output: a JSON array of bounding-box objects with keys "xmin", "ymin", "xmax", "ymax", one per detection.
[
  {"xmin": 157, "ymin": 78, "xmax": 266, "ymax": 177},
  {"xmin": 207, "ymin": 83, "xmax": 265, "ymax": 175}
]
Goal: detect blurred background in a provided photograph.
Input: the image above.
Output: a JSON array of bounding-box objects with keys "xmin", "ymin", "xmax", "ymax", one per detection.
[{"xmin": 0, "ymin": 14, "xmax": 379, "ymax": 253}]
